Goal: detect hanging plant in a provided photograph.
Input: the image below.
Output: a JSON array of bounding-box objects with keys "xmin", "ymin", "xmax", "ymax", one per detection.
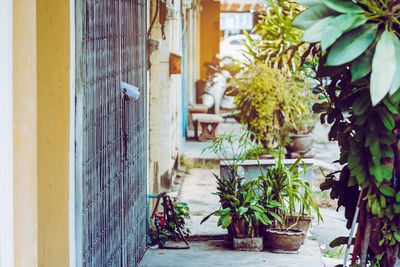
[{"xmin": 293, "ymin": 0, "xmax": 400, "ymax": 266}]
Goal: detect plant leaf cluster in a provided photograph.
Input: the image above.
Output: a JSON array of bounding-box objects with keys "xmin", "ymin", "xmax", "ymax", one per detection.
[
  {"xmin": 242, "ymin": 0, "xmax": 307, "ymax": 72},
  {"xmin": 254, "ymin": 149, "xmax": 322, "ymax": 229},
  {"xmin": 293, "ymin": 0, "xmax": 400, "ymax": 106},
  {"xmin": 294, "ymin": 0, "xmax": 400, "ymax": 264},
  {"xmin": 201, "ymin": 172, "xmax": 277, "ymax": 238},
  {"xmin": 232, "ymin": 63, "xmax": 313, "ymax": 149},
  {"xmin": 201, "ymin": 130, "xmax": 322, "ymax": 237},
  {"xmin": 150, "ymin": 201, "xmax": 191, "ymax": 245}
]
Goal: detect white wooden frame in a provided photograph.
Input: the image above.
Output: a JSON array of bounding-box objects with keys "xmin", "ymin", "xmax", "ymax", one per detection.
[{"xmin": 0, "ymin": 0, "xmax": 14, "ymax": 265}]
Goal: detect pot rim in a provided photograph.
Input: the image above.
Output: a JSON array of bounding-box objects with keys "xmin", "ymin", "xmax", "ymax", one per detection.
[
  {"xmin": 291, "ymin": 133, "xmax": 313, "ymax": 138},
  {"xmin": 266, "ymin": 228, "xmax": 305, "ymax": 236},
  {"xmin": 232, "ymin": 236, "xmax": 263, "ymax": 240}
]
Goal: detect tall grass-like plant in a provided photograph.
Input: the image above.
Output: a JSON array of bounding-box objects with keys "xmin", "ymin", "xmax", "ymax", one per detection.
[
  {"xmin": 256, "ymin": 149, "xmax": 322, "ymax": 229},
  {"xmin": 201, "ymin": 128, "xmax": 282, "ymax": 237}
]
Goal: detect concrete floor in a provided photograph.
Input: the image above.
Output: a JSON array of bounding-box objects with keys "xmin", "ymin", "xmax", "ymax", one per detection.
[
  {"xmin": 141, "ymin": 120, "xmax": 348, "ymax": 266},
  {"xmin": 141, "ymin": 167, "xmax": 348, "ymax": 266},
  {"xmin": 140, "ymin": 239, "xmax": 324, "ymax": 267}
]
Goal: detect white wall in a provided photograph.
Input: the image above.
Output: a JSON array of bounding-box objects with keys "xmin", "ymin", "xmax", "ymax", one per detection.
[
  {"xmin": 149, "ymin": 0, "xmax": 183, "ymax": 192},
  {"xmin": 0, "ymin": 0, "xmax": 14, "ymax": 265}
]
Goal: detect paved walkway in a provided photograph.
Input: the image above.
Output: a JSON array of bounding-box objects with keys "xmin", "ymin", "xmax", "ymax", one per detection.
[
  {"xmin": 140, "ymin": 168, "xmax": 346, "ymax": 266},
  {"xmin": 140, "ymin": 239, "xmax": 324, "ymax": 267},
  {"xmin": 178, "ymin": 168, "xmax": 224, "ymax": 236},
  {"xmin": 140, "ymin": 120, "xmax": 348, "ymax": 266}
]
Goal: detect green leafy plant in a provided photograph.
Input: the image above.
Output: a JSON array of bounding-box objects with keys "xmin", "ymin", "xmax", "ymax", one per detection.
[
  {"xmin": 323, "ymin": 245, "xmax": 345, "ymax": 259},
  {"xmin": 242, "ymin": 0, "xmax": 308, "ymax": 72},
  {"xmin": 293, "ymin": 0, "xmax": 400, "ymax": 265},
  {"xmin": 201, "ymin": 128, "xmax": 283, "ymax": 237},
  {"xmin": 179, "ymin": 154, "xmax": 192, "ymax": 169},
  {"xmin": 202, "ymin": 128, "xmax": 252, "ymax": 165},
  {"xmin": 150, "ymin": 201, "xmax": 191, "ymax": 245},
  {"xmin": 256, "ymin": 148, "xmax": 322, "ymax": 228},
  {"xmin": 201, "ymin": 176, "xmax": 280, "ymax": 238},
  {"xmin": 232, "ymin": 63, "xmax": 312, "ymax": 150},
  {"xmin": 243, "ymin": 144, "xmax": 268, "ymax": 160}
]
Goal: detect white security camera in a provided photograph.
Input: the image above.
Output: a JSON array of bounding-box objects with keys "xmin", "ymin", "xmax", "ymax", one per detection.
[{"xmin": 121, "ymin": 81, "xmax": 140, "ymax": 100}]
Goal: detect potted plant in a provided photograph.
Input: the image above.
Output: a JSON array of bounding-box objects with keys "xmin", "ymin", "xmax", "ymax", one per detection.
[
  {"xmin": 201, "ymin": 177, "xmax": 276, "ymax": 251},
  {"xmin": 231, "ymin": 63, "xmax": 314, "ymax": 152},
  {"xmin": 287, "ymin": 96, "xmax": 318, "ymax": 157},
  {"xmin": 256, "ymin": 149, "xmax": 322, "ymax": 252}
]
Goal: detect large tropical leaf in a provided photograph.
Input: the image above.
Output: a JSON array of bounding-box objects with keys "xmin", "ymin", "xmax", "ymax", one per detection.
[
  {"xmin": 201, "ymin": 211, "xmax": 216, "ymax": 224},
  {"xmin": 238, "ymin": 206, "xmax": 249, "ymax": 216},
  {"xmin": 351, "ymin": 48, "xmax": 373, "ymax": 82},
  {"xmin": 292, "ymin": 3, "xmax": 337, "ymax": 30},
  {"xmin": 322, "ymin": 0, "xmax": 364, "ymax": 13},
  {"xmin": 255, "ymin": 212, "xmax": 271, "ymax": 226},
  {"xmin": 249, "ymin": 204, "xmax": 265, "ymax": 213},
  {"xmin": 371, "ymin": 31, "xmax": 397, "ymax": 106},
  {"xmin": 301, "ymin": 16, "xmax": 335, "ymax": 43},
  {"xmin": 321, "ymin": 13, "xmax": 368, "ymax": 51},
  {"xmin": 326, "ymin": 24, "xmax": 378, "ymax": 66},
  {"xmin": 379, "ymin": 184, "xmax": 396, "ymax": 197},
  {"xmin": 295, "ymin": 0, "xmax": 322, "ymax": 7},
  {"xmin": 389, "ymin": 35, "xmax": 400, "ymax": 95},
  {"xmin": 220, "ymin": 215, "xmax": 232, "ymax": 229}
]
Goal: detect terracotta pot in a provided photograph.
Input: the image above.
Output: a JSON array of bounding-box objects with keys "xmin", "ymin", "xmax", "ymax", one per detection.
[
  {"xmin": 286, "ymin": 215, "xmax": 311, "ymax": 233},
  {"xmin": 290, "ymin": 134, "xmax": 313, "ymax": 153},
  {"xmin": 265, "ymin": 228, "xmax": 305, "ymax": 252}
]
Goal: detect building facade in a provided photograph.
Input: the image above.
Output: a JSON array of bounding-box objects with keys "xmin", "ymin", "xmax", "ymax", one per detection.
[{"xmin": 0, "ymin": 0, "xmax": 203, "ymax": 266}]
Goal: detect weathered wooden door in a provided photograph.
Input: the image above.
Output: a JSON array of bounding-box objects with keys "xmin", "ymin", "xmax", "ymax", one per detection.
[{"xmin": 75, "ymin": 0, "xmax": 147, "ymax": 266}]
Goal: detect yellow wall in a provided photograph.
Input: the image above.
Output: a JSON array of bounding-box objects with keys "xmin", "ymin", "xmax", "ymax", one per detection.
[
  {"xmin": 200, "ymin": 0, "xmax": 220, "ymax": 79},
  {"xmin": 13, "ymin": 0, "xmax": 38, "ymax": 265},
  {"xmin": 37, "ymin": 0, "xmax": 70, "ymax": 266}
]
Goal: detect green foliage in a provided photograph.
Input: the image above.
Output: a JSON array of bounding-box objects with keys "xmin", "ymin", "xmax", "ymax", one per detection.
[
  {"xmin": 201, "ymin": 175, "xmax": 276, "ymax": 238},
  {"xmin": 243, "ymin": 0, "xmax": 305, "ymax": 72},
  {"xmin": 255, "ymin": 149, "xmax": 322, "ymax": 229},
  {"xmin": 150, "ymin": 201, "xmax": 191, "ymax": 244},
  {"xmin": 294, "ymin": 0, "xmax": 400, "ymax": 106},
  {"xmin": 294, "ymin": 0, "xmax": 400, "ymax": 263},
  {"xmin": 233, "ymin": 63, "xmax": 313, "ymax": 149},
  {"xmin": 244, "ymin": 144, "xmax": 268, "ymax": 160},
  {"xmin": 324, "ymin": 245, "xmax": 345, "ymax": 259},
  {"xmin": 201, "ymin": 129, "xmax": 277, "ymax": 237},
  {"xmin": 201, "ymin": 131, "xmax": 322, "ymax": 237},
  {"xmin": 202, "ymin": 126, "xmax": 254, "ymax": 166},
  {"xmin": 179, "ymin": 154, "xmax": 192, "ymax": 169}
]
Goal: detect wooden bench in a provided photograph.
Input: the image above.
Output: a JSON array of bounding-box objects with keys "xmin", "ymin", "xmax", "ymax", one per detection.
[
  {"xmin": 188, "ymin": 104, "xmax": 208, "ymax": 133},
  {"xmin": 192, "ymin": 113, "xmax": 222, "ymax": 141}
]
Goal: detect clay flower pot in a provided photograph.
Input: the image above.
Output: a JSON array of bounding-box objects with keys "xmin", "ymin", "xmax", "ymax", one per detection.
[
  {"xmin": 290, "ymin": 134, "xmax": 313, "ymax": 153},
  {"xmin": 265, "ymin": 228, "xmax": 305, "ymax": 253},
  {"xmin": 286, "ymin": 215, "xmax": 311, "ymax": 233}
]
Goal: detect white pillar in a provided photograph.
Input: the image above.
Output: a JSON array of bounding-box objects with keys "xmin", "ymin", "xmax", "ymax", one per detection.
[{"xmin": 0, "ymin": 0, "xmax": 14, "ymax": 265}]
